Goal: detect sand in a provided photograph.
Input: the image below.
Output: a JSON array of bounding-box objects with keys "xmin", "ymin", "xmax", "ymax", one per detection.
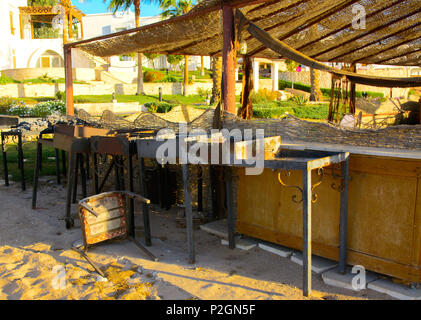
[{"xmin": 0, "ymin": 179, "xmax": 393, "ymax": 300}]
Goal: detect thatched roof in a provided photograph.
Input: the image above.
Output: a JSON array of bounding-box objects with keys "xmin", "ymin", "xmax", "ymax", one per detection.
[{"xmin": 67, "ymin": 0, "xmax": 420, "ymax": 66}]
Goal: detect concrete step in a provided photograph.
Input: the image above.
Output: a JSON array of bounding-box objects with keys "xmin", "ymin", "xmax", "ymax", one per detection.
[
  {"xmin": 368, "ymin": 278, "xmax": 421, "ymax": 300},
  {"xmin": 322, "ymin": 266, "xmax": 379, "ymax": 291},
  {"xmin": 291, "ymin": 252, "xmax": 337, "ymax": 274},
  {"xmin": 257, "ymin": 241, "xmax": 294, "ymax": 258}
]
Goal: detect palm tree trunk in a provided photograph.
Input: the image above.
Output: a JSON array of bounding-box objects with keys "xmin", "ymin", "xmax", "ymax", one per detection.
[
  {"xmin": 210, "ymin": 56, "xmax": 222, "ymax": 104},
  {"xmin": 200, "ymin": 56, "xmax": 205, "ymax": 76},
  {"xmin": 135, "ymin": 1, "xmax": 144, "ymax": 95},
  {"xmin": 183, "ymin": 55, "xmax": 189, "ymax": 96},
  {"xmin": 310, "ymin": 68, "xmax": 322, "ymax": 101}
]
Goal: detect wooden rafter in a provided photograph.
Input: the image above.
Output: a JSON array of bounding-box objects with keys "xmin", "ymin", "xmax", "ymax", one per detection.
[
  {"xmin": 313, "ymin": 8, "xmax": 421, "ymax": 60},
  {"xmin": 295, "ymin": 0, "xmax": 402, "ymax": 53},
  {"xmin": 375, "ymin": 47, "xmax": 421, "ymax": 65},
  {"xmin": 248, "ymin": 0, "xmax": 360, "ymax": 57},
  {"xmin": 351, "ymin": 29, "xmax": 421, "ymax": 64},
  {"xmin": 333, "ymin": 22, "xmax": 421, "ymax": 63}
]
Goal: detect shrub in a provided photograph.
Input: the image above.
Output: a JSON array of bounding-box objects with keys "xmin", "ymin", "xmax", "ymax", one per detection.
[
  {"xmin": 144, "ymin": 102, "xmax": 175, "ymax": 113},
  {"xmin": 291, "ymin": 95, "xmax": 309, "ymax": 106},
  {"xmin": 55, "ymin": 90, "xmax": 65, "ymax": 101},
  {"xmin": 197, "ymin": 87, "xmax": 211, "ymax": 98},
  {"xmin": 252, "ymin": 88, "xmax": 278, "ymax": 104},
  {"xmin": 30, "ymin": 100, "xmax": 65, "ymax": 117},
  {"xmin": 0, "ymin": 75, "xmax": 19, "ymax": 84},
  {"xmin": 162, "ymin": 75, "xmax": 177, "ymax": 83},
  {"xmin": 144, "ymin": 70, "xmax": 165, "ymax": 82},
  {"xmin": 279, "ymin": 79, "xmax": 385, "ymax": 99}
]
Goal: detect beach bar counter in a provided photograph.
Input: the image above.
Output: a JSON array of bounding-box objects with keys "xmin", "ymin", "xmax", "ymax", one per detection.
[{"xmin": 236, "ymin": 140, "xmax": 421, "ymax": 285}]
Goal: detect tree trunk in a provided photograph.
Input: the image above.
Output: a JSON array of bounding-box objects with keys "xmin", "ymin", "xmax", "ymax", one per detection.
[
  {"xmin": 200, "ymin": 56, "xmax": 205, "ymax": 76},
  {"xmin": 183, "ymin": 55, "xmax": 189, "ymax": 96},
  {"xmin": 210, "ymin": 56, "xmax": 222, "ymax": 105},
  {"xmin": 310, "ymin": 68, "xmax": 322, "ymax": 101},
  {"xmin": 135, "ymin": 1, "xmax": 144, "ymax": 95}
]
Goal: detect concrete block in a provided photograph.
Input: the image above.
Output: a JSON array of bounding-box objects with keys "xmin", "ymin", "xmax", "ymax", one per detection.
[
  {"xmin": 368, "ymin": 278, "xmax": 421, "ymax": 300},
  {"xmin": 257, "ymin": 241, "xmax": 293, "ymax": 258},
  {"xmin": 200, "ymin": 219, "xmax": 228, "ymax": 239},
  {"xmin": 291, "ymin": 252, "xmax": 337, "ymax": 274},
  {"xmin": 322, "ymin": 267, "xmax": 379, "ymax": 291},
  {"xmin": 221, "ymin": 237, "xmax": 257, "ymax": 251}
]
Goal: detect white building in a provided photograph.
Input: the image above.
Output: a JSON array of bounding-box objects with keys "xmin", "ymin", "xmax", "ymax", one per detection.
[
  {"xmin": 0, "ymin": 0, "xmax": 91, "ymax": 82},
  {"xmin": 83, "ymin": 10, "xmax": 210, "ymax": 74}
]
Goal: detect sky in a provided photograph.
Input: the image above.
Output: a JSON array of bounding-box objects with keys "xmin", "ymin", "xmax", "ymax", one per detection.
[{"xmin": 74, "ymin": 0, "xmax": 162, "ymax": 16}]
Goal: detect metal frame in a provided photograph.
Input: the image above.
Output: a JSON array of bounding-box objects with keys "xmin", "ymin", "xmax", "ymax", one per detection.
[
  {"xmin": 136, "ymin": 136, "xmax": 350, "ymax": 297},
  {"xmin": 1, "ymin": 131, "xmax": 25, "ymax": 191}
]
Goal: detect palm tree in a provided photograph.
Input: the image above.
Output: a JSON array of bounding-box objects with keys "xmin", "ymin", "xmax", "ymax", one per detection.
[
  {"xmin": 160, "ymin": 0, "xmax": 193, "ymax": 96},
  {"xmin": 107, "ymin": 0, "xmax": 159, "ymax": 95},
  {"xmin": 309, "ymin": 24, "xmax": 322, "ymax": 101},
  {"xmin": 210, "ymin": 56, "xmax": 222, "ymax": 105}
]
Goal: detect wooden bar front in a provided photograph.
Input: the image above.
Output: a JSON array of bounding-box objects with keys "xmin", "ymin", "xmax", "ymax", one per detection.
[{"xmin": 236, "ymin": 154, "xmax": 421, "ymax": 283}]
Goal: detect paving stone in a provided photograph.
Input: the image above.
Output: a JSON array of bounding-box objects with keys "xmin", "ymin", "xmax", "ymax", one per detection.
[
  {"xmin": 368, "ymin": 278, "xmax": 421, "ymax": 300},
  {"xmin": 322, "ymin": 266, "xmax": 379, "ymax": 291},
  {"xmin": 221, "ymin": 237, "xmax": 257, "ymax": 251},
  {"xmin": 257, "ymin": 241, "xmax": 294, "ymax": 258},
  {"xmin": 291, "ymin": 252, "xmax": 337, "ymax": 274},
  {"xmin": 200, "ymin": 219, "xmax": 228, "ymax": 239}
]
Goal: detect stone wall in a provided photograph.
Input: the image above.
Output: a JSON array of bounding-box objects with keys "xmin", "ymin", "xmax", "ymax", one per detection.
[
  {"xmin": 278, "ymin": 68, "xmax": 412, "ymax": 98},
  {"xmin": 2, "ymin": 68, "xmax": 97, "ymax": 82},
  {"xmin": 0, "ymin": 81, "xmax": 245, "ymax": 98}
]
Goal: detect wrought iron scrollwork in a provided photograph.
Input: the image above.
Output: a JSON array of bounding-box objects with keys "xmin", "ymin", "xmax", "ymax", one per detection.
[
  {"xmin": 311, "ymin": 168, "xmax": 324, "ymax": 203},
  {"xmin": 277, "ymin": 168, "xmax": 325, "ymax": 204},
  {"xmin": 278, "ymin": 171, "xmax": 303, "ymax": 204}
]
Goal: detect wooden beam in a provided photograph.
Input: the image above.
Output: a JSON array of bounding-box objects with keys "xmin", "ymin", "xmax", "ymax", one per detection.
[
  {"xmin": 222, "ymin": 3, "xmax": 237, "ymax": 114},
  {"xmin": 314, "ymin": 8, "xmax": 421, "ymax": 60},
  {"xmin": 68, "ymin": 12, "xmax": 73, "ymax": 39},
  {"xmin": 64, "ymin": 47, "xmax": 74, "ymax": 116}
]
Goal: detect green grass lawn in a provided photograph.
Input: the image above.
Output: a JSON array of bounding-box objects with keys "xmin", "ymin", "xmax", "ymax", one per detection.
[
  {"xmin": 1, "ymin": 142, "xmax": 58, "ymax": 184},
  {"xmin": 252, "ymin": 100, "xmax": 330, "ymax": 119},
  {"xmin": 73, "ymin": 94, "xmax": 208, "ymax": 106}
]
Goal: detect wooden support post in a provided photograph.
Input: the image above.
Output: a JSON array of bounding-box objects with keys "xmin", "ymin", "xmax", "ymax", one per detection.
[
  {"xmin": 350, "ymin": 64, "xmax": 356, "ymax": 115},
  {"xmin": 339, "ymin": 157, "xmax": 350, "ymax": 274},
  {"xmin": 64, "ymin": 46, "xmax": 74, "ymax": 116},
  {"xmin": 80, "ymin": 19, "xmax": 84, "ymax": 39},
  {"xmin": 302, "ymin": 167, "xmax": 312, "ymax": 297},
  {"xmin": 222, "ymin": 3, "xmax": 237, "ymax": 114},
  {"xmin": 68, "ymin": 12, "xmax": 73, "ymax": 39}
]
